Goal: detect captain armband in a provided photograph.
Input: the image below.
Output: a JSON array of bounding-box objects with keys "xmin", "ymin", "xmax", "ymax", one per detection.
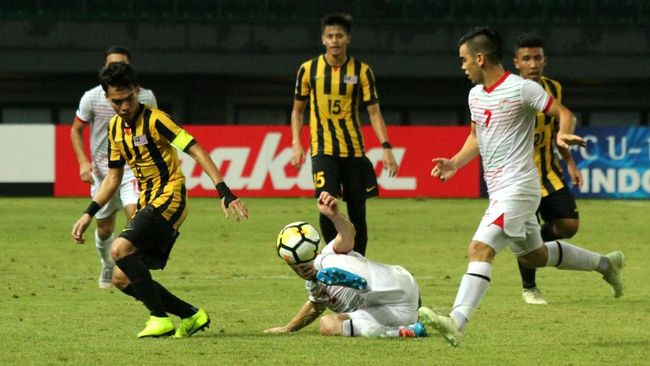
[{"xmin": 171, "ymin": 129, "xmax": 196, "ymax": 152}]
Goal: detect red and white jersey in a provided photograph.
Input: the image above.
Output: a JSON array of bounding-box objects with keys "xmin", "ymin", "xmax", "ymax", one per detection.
[
  {"xmin": 75, "ymin": 85, "xmax": 157, "ymax": 176},
  {"xmin": 469, "ymin": 72, "xmax": 552, "ymax": 195},
  {"xmin": 305, "ymin": 241, "xmax": 415, "ymax": 313}
]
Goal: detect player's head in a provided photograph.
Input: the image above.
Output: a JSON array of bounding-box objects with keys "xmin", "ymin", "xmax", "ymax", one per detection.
[
  {"xmin": 321, "ymin": 13, "xmax": 352, "ymax": 58},
  {"xmin": 513, "ymin": 33, "xmax": 547, "ymax": 82},
  {"xmin": 104, "ymin": 45, "xmax": 132, "ymax": 66},
  {"xmin": 100, "ymin": 62, "xmax": 141, "ymax": 122},
  {"xmin": 458, "ymin": 27, "xmax": 503, "ymax": 84}
]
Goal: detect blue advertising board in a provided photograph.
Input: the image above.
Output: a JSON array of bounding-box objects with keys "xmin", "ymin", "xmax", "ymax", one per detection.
[{"xmin": 571, "ymin": 126, "xmax": 650, "ymax": 199}]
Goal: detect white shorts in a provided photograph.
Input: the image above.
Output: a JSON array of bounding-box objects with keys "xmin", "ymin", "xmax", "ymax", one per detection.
[
  {"xmin": 472, "ymin": 190, "xmax": 543, "ymax": 257},
  {"xmin": 91, "ymin": 169, "xmax": 139, "ymax": 220},
  {"xmin": 347, "ymin": 265, "xmax": 419, "ymax": 327}
]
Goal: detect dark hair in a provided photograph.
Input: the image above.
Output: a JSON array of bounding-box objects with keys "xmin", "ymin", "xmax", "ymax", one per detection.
[
  {"xmin": 514, "ymin": 33, "xmax": 544, "ymax": 52},
  {"xmin": 104, "ymin": 45, "xmax": 131, "ymax": 61},
  {"xmin": 99, "ymin": 62, "xmax": 138, "ymax": 92},
  {"xmin": 321, "ymin": 13, "xmax": 352, "ymax": 34},
  {"xmin": 458, "ymin": 26, "xmax": 503, "ymax": 64}
]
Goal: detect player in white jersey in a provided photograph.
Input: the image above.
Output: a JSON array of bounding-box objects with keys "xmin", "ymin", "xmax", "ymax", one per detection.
[
  {"xmin": 70, "ymin": 46, "xmax": 157, "ymax": 288},
  {"xmin": 265, "ymin": 191, "xmax": 426, "ymax": 338},
  {"xmin": 421, "ymin": 27, "xmax": 625, "ymax": 347}
]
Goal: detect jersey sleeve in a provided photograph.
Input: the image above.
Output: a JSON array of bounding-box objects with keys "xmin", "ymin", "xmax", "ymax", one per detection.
[
  {"xmin": 360, "ymin": 63, "xmax": 379, "ymax": 106},
  {"xmin": 154, "ymin": 112, "xmax": 197, "ymax": 152},
  {"xmin": 107, "ymin": 117, "xmax": 126, "ymax": 168},
  {"xmin": 294, "ymin": 63, "xmax": 310, "ymax": 101},
  {"xmin": 522, "ymin": 79, "xmax": 553, "ymax": 113},
  {"xmin": 75, "ymin": 91, "xmax": 94, "ymax": 123}
]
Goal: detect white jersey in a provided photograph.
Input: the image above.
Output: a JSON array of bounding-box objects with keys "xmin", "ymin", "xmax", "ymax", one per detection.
[
  {"xmin": 469, "ymin": 72, "xmax": 552, "ymax": 195},
  {"xmin": 75, "ymin": 85, "xmax": 157, "ymax": 176},
  {"xmin": 305, "ymin": 242, "xmax": 416, "ymax": 314}
]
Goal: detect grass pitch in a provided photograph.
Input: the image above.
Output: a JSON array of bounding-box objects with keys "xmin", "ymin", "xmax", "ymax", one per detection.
[{"xmin": 0, "ymin": 197, "xmax": 647, "ymax": 365}]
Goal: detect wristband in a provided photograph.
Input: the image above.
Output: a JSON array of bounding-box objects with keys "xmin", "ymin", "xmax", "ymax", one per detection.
[
  {"xmin": 215, "ymin": 182, "xmax": 238, "ymax": 208},
  {"xmin": 381, "ymin": 141, "xmax": 392, "ymax": 149},
  {"xmin": 84, "ymin": 201, "xmax": 101, "ymax": 217}
]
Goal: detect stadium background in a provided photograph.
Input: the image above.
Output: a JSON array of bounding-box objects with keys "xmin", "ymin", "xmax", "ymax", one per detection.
[{"xmin": 0, "ymin": 0, "xmax": 648, "ymax": 198}]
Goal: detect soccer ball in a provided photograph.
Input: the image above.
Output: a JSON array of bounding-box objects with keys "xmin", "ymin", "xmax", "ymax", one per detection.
[{"xmin": 276, "ymin": 221, "xmax": 323, "ymax": 265}]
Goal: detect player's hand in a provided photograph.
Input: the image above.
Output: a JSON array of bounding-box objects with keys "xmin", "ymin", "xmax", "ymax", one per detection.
[
  {"xmin": 290, "ymin": 142, "xmax": 305, "ymax": 170},
  {"xmin": 383, "ymin": 149, "xmax": 399, "ymax": 177},
  {"xmin": 556, "ymin": 133, "xmax": 586, "ymax": 150},
  {"xmin": 264, "ymin": 326, "xmax": 291, "ymax": 334},
  {"xmin": 317, "ymin": 191, "xmax": 339, "ymax": 218},
  {"xmin": 431, "ymin": 158, "xmax": 457, "ymax": 182},
  {"xmin": 79, "ymin": 161, "xmax": 95, "ymax": 184},
  {"xmin": 566, "ymin": 161, "xmax": 584, "ymax": 188},
  {"xmin": 71, "ymin": 214, "xmax": 92, "ymax": 244},
  {"xmin": 221, "ymin": 198, "xmax": 249, "ymax": 221}
]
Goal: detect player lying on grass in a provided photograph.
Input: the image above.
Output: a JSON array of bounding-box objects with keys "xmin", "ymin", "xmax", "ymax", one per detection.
[{"xmin": 265, "ymin": 191, "xmax": 426, "ymax": 338}]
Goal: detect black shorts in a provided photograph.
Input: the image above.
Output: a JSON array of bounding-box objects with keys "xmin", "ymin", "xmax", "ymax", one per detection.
[
  {"xmin": 537, "ymin": 186, "xmax": 579, "ymax": 223},
  {"xmin": 119, "ymin": 205, "xmax": 180, "ymax": 270},
  {"xmin": 311, "ymin": 154, "xmax": 378, "ymax": 201}
]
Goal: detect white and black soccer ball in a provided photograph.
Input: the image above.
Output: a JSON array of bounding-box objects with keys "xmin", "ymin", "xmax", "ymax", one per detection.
[{"xmin": 276, "ymin": 221, "xmax": 323, "ymax": 265}]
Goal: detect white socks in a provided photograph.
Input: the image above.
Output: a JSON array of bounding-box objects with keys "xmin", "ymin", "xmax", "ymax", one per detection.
[
  {"xmin": 544, "ymin": 241, "xmax": 602, "ymax": 272},
  {"xmin": 450, "ymin": 261, "xmax": 492, "ymax": 331},
  {"xmin": 95, "ymin": 230, "xmax": 115, "ymax": 267},
  {"xmin": 342, "ymin": 319, "xmax": 401, "ymax": 337}
]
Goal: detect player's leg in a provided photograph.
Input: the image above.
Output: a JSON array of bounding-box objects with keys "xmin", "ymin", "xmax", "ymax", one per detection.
[
  {"xmin": 342, "ymin": 156, "xmax": 378, "ymax": 255},
  {"xmin": 332, "ymin": 310, "xmax": 424, "ymax": 338},
  {"xmin": 312, "ymin": 155, "xmax": 340, "ymax": 244},
  {"xmin": 516, "ymin": 209, "xmax": 624, "ymax": 298},
  {"xmin": 421, "ymin": 196, "xmax": 526, "ymax": 346},
  {"xmin": 94, "ymin": 195, "xmax": 121, "ymax": 288},
  {"xmin": 539, "ymin": 187, "xmax": 580, "ymax": 241}
]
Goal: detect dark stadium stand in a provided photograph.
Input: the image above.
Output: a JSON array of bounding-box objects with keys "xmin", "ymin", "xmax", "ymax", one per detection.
[{"xmin": 0, "ymin": 0, "xmax": 648, "ymax": 25}]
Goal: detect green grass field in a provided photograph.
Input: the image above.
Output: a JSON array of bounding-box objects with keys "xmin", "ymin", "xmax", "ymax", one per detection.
[{"xmin": 1, "ymin": 197, "xmax": 647, "ymax": 365}]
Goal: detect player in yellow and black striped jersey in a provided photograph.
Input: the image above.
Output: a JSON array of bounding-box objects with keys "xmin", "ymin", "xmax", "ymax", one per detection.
[
  {"xmin": 290, "ymin": 13, "xmax": 398, "ymax": 256},
  {"xmin": 72, "ymin": 62, "xmax": 248, "ymax": 338},
  {"xmin": 513, "ymin": 33, "xmax": 583, "ymax": 305}
]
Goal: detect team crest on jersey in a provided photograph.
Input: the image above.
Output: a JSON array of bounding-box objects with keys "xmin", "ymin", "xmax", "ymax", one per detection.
[
  {"xmin": 343, "ymin": 75, "xmax": 358, "ymax": 84},
  {"xmin": 133, "ymin": 135, "xmax": 148, "ymax": 146},
  {"xmin": 498, "ymin": 99, "xmax": 511, "ymax": 112}
]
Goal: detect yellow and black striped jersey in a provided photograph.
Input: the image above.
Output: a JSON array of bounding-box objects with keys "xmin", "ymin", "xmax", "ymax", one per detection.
[
  {"xmin": 533, "ymin": 76, "xmax": 565, "ymax": 197},
  {"xmin": 108, "ymin": 104, "xmax": 196, "ymax": 230},
  {"xmin": 295, "ymin": 55, "xmax": 379, "ymax": 157}
]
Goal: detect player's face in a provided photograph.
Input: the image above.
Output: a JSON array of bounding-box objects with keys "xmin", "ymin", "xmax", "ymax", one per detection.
[
  {"xmin": 290, "ymin": 262, "xmax": 317, "ymax": 280},
  {"xmin": 322, "ymin": 25, "xmax": 350, "ymax": 59},
  {"xmin": 106, "ymin": 86, "xmax": 140, "ymax": 124},
  {"xmin": 459, "ymin": 44, "xmax": 483, "ymax": 85},
  {"xmin": 514, "ymin": 47, "xmax": 546, "ymax": 82},
  {"xmin": 105, "ymin": 53, "xmax": 129, "ymax": 66}
]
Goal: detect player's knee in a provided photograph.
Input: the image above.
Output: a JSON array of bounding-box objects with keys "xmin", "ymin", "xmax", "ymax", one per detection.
[
  {"xmin": 319, "ymin": 315, "xmax": 343, "ymax": 336},
  {"xmin": 95, "ymin": 216, "xmax": 116, "ymax": 239},
  {"xmin": 556, "ymin": 220, "xmax": 579, "ymax": 238},
  {"xmin": 468, "ymin": 241, "xmax": 495, "ymax": 262},
  {"xmin": 110, "ymin": 238, "xmax": 136, "ymax": 261}
]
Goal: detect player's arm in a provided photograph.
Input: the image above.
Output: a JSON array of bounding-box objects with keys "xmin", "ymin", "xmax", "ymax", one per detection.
[
  {"xmin": 70, "ymin": 117, "xmax": 95, "ymax": 184},
  {"xmin": 264, "ymin": 300, "xmax": 326, "ymax": 334},
  {"xmin": 71, "ymin": 166, "xmax": 124, "ymax": 244},
  {"xmin": 185, "ymin": 142, "xmax": 248, "ymax": 220},
  {"xmin": 431, "ymin": 123, "xmax": 479, "ymax": 182},
  {"xmin": 290, "ymin": 96, "xmax": 307, "ymax": 170},
  {"xmin": 318, "ymin": 192, "xmax": 355, "ymax": 253},
  {"xmin": 545, "ymin": 99, "xmax": 585, "ymax": 149},
  {"xmin": 367, "ymin": 103, "xmax": 398, "ymax": 177}
]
